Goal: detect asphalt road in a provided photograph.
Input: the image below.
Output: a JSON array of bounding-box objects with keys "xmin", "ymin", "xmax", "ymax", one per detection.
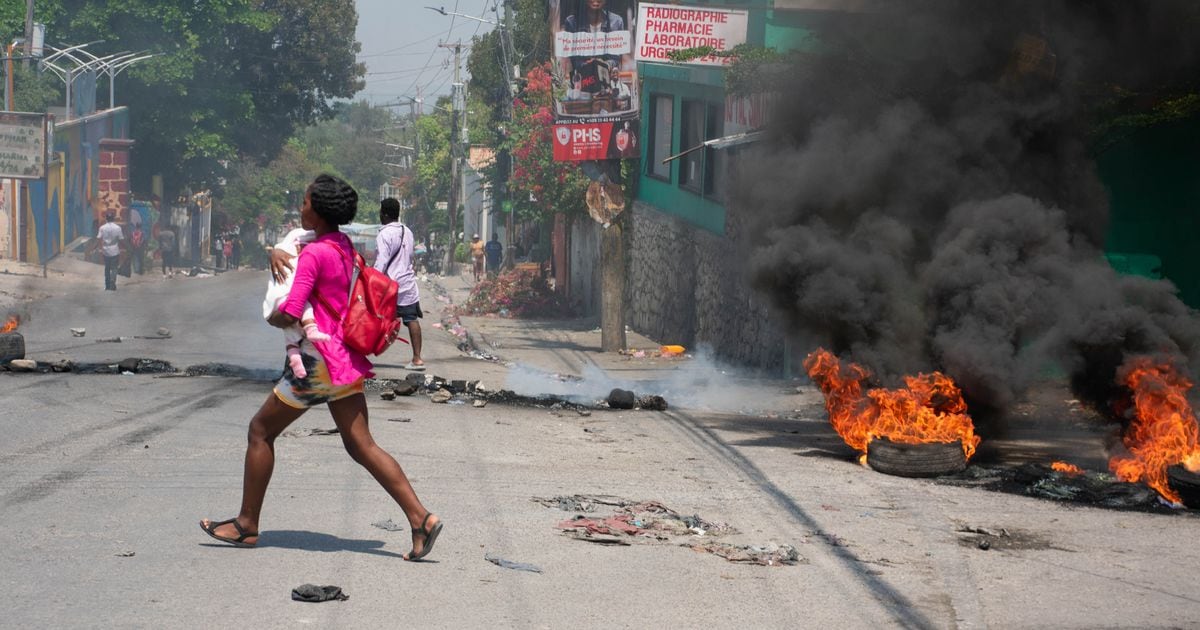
[{"xmin": 2, "ymin": 267, "xmax": 1200, "ymax": 628}]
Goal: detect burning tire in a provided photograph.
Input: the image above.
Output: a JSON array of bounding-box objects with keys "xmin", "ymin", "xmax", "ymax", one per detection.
[
  {"xmin": 1166, "ymin": 466, "xmax": 1200, "ymax": 509},
  {"xmin": 866, "ymin": 438, "xmax": 967, "ymax": 478},
  {"xmin": 0, "ymin": 332, "xmax": 24, "ymax": 363}
]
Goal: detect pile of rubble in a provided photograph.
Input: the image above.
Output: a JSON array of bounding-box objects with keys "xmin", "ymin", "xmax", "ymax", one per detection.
[{"xmin": 367, "ymin": 374, "xmax": 670, "ymax": 412}]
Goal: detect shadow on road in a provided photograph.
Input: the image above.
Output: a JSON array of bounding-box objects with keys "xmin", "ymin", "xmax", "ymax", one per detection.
[{"xmin": 248, "ymin": 530, "xmax": 410, "ymax": 559}]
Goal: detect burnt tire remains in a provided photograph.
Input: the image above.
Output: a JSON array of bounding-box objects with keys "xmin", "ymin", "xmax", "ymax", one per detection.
[
  {"xmin": 0, "ymin": 332, "xmax": 25, "ymax": 363},
  {"xmin": 1167, "ymin": 465, "xmax": 1200, "ymax": 509},
  {"xmin": 867, "ymin": 438, "xmax": 967, "ymax": 478}
]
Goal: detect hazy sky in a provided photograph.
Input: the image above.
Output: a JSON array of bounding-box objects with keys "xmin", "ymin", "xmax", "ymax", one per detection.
[{"xmin": 354, "ymin": 0, "xmax": 501, "ymax": 109}]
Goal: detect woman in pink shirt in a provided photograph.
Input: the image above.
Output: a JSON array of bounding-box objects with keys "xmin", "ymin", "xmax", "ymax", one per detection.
[{"xmin": 200, "ymin": 174, "xmax": 442, "ymax": 561}]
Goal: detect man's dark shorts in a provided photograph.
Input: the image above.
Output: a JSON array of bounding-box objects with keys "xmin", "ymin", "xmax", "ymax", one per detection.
[{"xmin": 397, "ymin": 301, "xmax": 423, "ymax": 324}]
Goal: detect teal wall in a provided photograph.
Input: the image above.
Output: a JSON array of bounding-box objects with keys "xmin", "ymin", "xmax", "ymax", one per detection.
[
  {"xmin": 637, "ymin": 63, "xmax": 728, "ymax": 234},
  {"xmin": 1097, "ymin": 116, "xmax": 1200, "ymax": 308}
]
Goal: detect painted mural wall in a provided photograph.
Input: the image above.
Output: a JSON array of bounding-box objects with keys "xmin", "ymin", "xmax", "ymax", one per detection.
[{"xmin": 21, "ymin": 107, "xmax": 130, "ymax": 264}]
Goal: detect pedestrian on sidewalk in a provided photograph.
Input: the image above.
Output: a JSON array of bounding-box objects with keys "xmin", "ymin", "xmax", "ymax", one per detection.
[
  {"xmin": 470, "ymin": 234, "xmax": 485, "ymax": 283},
  {"xmin": 87, "ymin": 212, "xmax": 125, "ymax": 291},
  {"xmin": 200, "ymin": 175, "xmax": 442, "ymax": 561},
  {"xmin": 485, "ymin": 233, "xmax": 503, "ymax": 277},
  {"xmin": 375, "ymin": 197, "xmax": 426, "ymax": 371}
]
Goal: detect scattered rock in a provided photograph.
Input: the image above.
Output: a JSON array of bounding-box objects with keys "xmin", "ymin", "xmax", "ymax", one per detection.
[
  {"xmin": 607, "ymin": 388, "xmax": 636, "ymax": 410},
  {"xmin": 8, "ymin": 358, "xmax": 37, "ymax": 372},
  {"xmin": 430, "ymin": 388, "xmax": 453, "ymax": 403},
  {"xmin": 393, "ymin": 381, "xmax": 419, "ymax": 396},
  {"xmin": 472, "ymin": 399, "xmax": 487, "ymax": 408},
  {"xmin": 70, "ymin": 327, "xmax": 86, "ymax": 337},
  {"xmin": 50, "ymin": 359, "xmax": 74, "ymax": 372},
  {"xmin": 379, "ymin": 391, "xmax": 396, "ymax": 401},
  {"xmin": 156, "ymin": 327, "xmax": 171, "ymax": 338},
  {"xmin": 371, "ymin": 518, "xmax": 405, "ymax": 532},
  {"xmin": 637, "ymin": 395, "xmax": 668, "ymax": 411}
]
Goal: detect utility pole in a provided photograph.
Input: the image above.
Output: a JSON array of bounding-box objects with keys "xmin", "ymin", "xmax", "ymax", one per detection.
[
  {"xmin": 22, "ymin": 0, "xmax": 33, "ymax": 69},
  {"xmin": 500, "ymin": 0, "xmax": 517, "ymax": 270},
  {"xmin": 439, "ymin": 41, "xmax": 463, "ymax": 276}
]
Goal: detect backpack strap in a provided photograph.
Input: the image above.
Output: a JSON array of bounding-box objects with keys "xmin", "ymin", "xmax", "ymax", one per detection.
[{"xmin": 380, "ymin": 224, "xmax": 404, "ymax": 276}]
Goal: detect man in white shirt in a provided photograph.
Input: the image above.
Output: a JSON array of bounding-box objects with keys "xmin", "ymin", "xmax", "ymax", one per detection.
[
  {"xmin": 91, "ymin": 212, "xmax": 125, "ymax": 291},
  {"xmin": 374, "ymin": 198, "xmax": 426, "ymax": 371}
]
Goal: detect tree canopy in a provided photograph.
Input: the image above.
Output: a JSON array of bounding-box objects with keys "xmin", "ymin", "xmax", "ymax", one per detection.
[{"xmin": 1, "ymin": 0, "xmax": 365, "ymax": 196}]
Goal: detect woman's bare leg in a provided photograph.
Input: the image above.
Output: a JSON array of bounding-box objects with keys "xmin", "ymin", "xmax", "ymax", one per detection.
[
  {"xmin": 328, "ymin": 392, "xmax": 438, "ymax": 558},
  {"xmin": 201, "ymin": 393, "xmax": 306, "ymax": 544}
]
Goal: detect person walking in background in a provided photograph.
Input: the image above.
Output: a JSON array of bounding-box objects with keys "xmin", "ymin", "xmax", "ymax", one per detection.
[
  {"xmin": 200, "ymin": 175, "xmax": 442, "ymax": 560},
  {"xmin": 158, "ymin": 225, "xmax": 177, "ymax": 276},
  {"xmin": 222, "ymin": 237, "xmax": 233, "ymax": 271},
  {"xmin": 88, "ymin": 212, "xmax": 125, "ymax": 291},
  {"xmin": 485, "ymin": 233, "xmax": 503, "ymax": 277},
  {"xmin": 231, "ymin": 235, "xmax": 242, "ymax": 270},
  {"xmin": 375, "ymin": 197, "xmax": 426, "ymax": 372},
  {"xmin": 469, "ymin": 234, "xmax": 485, "ymax": 283},
  {"xmin": 129, "ymin": 223, "xmax": 146, "ymax": 275}
]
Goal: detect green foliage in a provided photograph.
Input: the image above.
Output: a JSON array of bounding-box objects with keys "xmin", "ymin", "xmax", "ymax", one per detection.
[
  {"xmin": 667, "ymin": 44, "xmax": 791, "ymax": 96},
  {"xmin": 505, "ymin": 63, "xmax": 589, "ymax": 223},
  {"xmin": 8, "ymin": 0, "xmax": 365, "ymax": 198},
  {"xmin": 219, "ymin": 102, "xmax": 403, "ymax": 230},
  {"xmin": 11, "ymin": 64, "xmax": 60, "ymax": 113}
]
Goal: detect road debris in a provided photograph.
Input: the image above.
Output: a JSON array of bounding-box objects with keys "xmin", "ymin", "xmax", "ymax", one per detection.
[
  {"xmin": 70, "ymin": 327, "xmax": 86, "ymax": 337},
  {"xmin": 282, "ymin": 428, "xmax": 339, "ymax": 438},
  {"xmin": 371, "ymin": 518, "xmax": 405, "ymax": 532},
  {"xmin": 8, "ymin": 358, "xmax": 37, "ymax": 371},
  {"xmin": 114, "ymin": 551, "xmax": 136, "ymax": 557},
  {"xmin": 484, "ymin": 553, "xmax": 543, "ymax": 573},
  {"xmin": 472, "ymin": 399, "xmax": 487, "ymax": 408},
  {"xmin": 545, "ymin": 497, "xmax": 792, "ymax": 565},
  {"xmin": 684, "ymin": 542, "xmax": 802, "ymax": 566},
  {"xmin": 291, "ymin": 584, "xmax": 348, "ymax": 603},
  {"xmin": 385, "ymin": 417, "xmax": 412, "ymax": 423},
  {"xmin": 607, "ymin": 388, "xmax": 636, "ymax": 409},
  {"xmin": 532, "ymin": 494, "xmax": 628, "ymax": 513},
  {"xmin": 430, "ymin": 388, "xmax": 453, "ymax": 403}
]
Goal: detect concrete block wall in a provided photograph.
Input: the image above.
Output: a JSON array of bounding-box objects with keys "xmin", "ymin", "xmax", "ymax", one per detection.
[
  {"xmin": 97, "ymin": 139, "xmax": 134, "ymax": 220},
  {"xmin": 627, "ymin": 201, "xmax": 787, "ymax": 370}
]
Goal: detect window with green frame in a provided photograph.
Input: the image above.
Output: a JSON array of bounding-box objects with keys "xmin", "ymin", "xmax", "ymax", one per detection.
[
  {"xmin": 648, "ymin": 94, "xmax": 673, "ymax": 181},
  {"xmin": 680, "ymin": 98, "xmax": 725, "ymax": 201}
]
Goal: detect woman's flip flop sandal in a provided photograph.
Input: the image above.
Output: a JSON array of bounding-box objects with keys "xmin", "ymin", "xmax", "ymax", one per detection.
[
  {"xmin": 406, "ymin": 513, "xmax": 443, "ymax": 561},
  {"xmin": 199, "ymin": 517, "xmax": 258, "ymax": 548}
]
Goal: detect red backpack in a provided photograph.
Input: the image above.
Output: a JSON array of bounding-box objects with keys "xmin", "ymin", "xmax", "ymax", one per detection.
[{"xmin": 314, "ymin": 241, "xmax": 405, "ymax": 356}]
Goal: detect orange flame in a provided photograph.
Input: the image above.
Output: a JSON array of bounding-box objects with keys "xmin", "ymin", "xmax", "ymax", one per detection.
[
  {"xmin": 1108, "ymin": 357, "xmax": 1200, "ymax": 504},
  {"xmin": 804, "ymin": 348, "xmax": 980, "ymax": 461},
  {"xmin": 1051, "ymin": 461, "xmax": 1084, "ymax": 475},
  {"xmin": 0, "ymin": 314, "xmax": 18, "ymax": 333}
]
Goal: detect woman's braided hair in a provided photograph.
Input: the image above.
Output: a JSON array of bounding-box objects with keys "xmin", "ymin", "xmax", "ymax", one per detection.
[{"xmin": 307, "ymin": 174, "xmax": 358, "ymax": 226}]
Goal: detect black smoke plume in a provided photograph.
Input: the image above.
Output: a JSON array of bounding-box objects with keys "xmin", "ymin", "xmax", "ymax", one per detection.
[{"xmin": 738, "ymin": 1, "xmax": 1200, "ymax": 413}]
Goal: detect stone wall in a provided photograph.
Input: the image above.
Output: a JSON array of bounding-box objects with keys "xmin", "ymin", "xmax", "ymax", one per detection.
[{"xmin": 626, "ymin": 201, "xmax": 787, "ymax": 370}]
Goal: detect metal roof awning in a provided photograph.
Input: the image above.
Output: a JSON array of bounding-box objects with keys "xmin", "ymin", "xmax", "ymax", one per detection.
[{"xmin": 661, "ymin": 130, "xmax": 765, "ymax": 164}]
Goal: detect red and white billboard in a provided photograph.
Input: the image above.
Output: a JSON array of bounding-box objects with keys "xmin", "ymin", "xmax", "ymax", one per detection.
[
  {"xmin": 550, "ymin": 0, "xmax": 640, "ymax": 162},
  {"xmin": 552, "ymin": 121, "xmax": 639, "ymax": 161},
  {"xmin": 634, "ymin": 3, "xmax": 748, "ymax": 66}
]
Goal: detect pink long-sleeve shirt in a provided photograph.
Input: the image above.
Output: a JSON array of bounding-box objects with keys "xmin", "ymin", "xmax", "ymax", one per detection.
[{"xmin": 280, "ymin": 231, "xmax": 374, "ymax": 384}]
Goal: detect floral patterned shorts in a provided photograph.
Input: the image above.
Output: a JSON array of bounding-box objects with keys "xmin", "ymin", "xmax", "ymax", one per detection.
[{"xmin": 273, "ymin": 341, "xmax": 364, "ymax": 409}]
